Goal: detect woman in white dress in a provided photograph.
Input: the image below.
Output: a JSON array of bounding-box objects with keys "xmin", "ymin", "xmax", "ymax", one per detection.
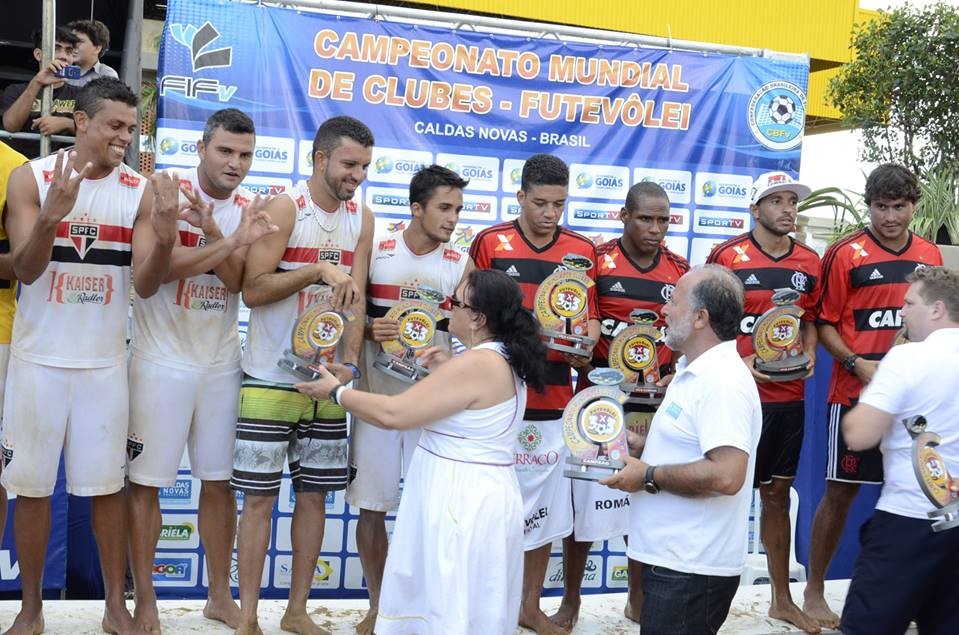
[{"xmin": 295, "ymin": 268, "xmax": 547, "ymax": 634}]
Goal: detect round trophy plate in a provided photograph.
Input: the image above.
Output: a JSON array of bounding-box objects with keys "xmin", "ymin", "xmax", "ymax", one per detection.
[
  {"xmin": 380, "ymin": 300, "xmax": 444, "ymax": 358},
  {"xmin": 578, "ymin": 398, "xmax": 626, "ymax": 450},
  {"xmin": 291, "ymin": 303, "xmax": 347, "ymax": 360},
  {"xmin": 912, "ymin": 432, "xmax": 956, "ymax": 509},
  {"xmin": 752, "ymin": 288, "xmax": 808, "ymax": 381}
]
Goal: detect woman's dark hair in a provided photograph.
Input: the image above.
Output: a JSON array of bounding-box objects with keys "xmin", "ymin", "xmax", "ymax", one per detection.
[{"xmin": 465, "ymin": 269, "xmax": 547, "ymax": 392}]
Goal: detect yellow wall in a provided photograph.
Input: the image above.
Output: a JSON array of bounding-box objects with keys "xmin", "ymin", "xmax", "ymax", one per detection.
[{"xmin": 407, "ymin": 1, "xmax": 879, "ymax": 129}]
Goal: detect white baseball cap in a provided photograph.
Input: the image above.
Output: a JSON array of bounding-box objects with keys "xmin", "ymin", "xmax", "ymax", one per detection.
[{"xmin": 749, "ymin": 171, "xmax": 812, "ymax": 206}]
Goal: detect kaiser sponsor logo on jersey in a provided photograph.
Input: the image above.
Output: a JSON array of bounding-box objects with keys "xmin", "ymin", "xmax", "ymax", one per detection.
[
  {"xmin": 160, "ymin": 22, "xmax": 238, "ymax": 103},
  {"xmin": 460, "ymin": 194, "xmax": 497, "ymax": 221},
  {"xmin": 366, "ymin": 187, "xmax": 409, "ymax": 215},
  {"xmin": 437, "ymin": 153, "xmax": 499, "ymax": 192},
  {"xmin": 570, "ymin": 163, "xmax": 629, "ymax": 200},
  {"xmin": 501, "ymin": 159, "xmax": 525, "ymax": 192},
  {"xmin": 249, "ymin": 136, "xmax": 294, "ymax": 174},
  {"xmin": 369, "ymin": 148, "xmax": 432, "ymax": 185},
  {"xmin": 49, "ymin": 271, "xmax": 115, "ymax": 305},
  {"xmin": 152, "ymin": 554, "xmax": 198, "ymax": 586},
  {"xmin": 633, "ymin": 167, "xmax": 693, "ymax": 204},
  {"xmin": 567, "ymin": 201, "xmax": 619, "ymax": 229},
  {"xmin": 694, "ymin": 172, "xmax": 752, "ymax": 208},
  {"xmin": 156, "ymin": 128, "xmax": 202, "ymax": 169},
  {"xmin": 693, "ymin": 210, "xmax": 752, "ymax": 235},
  {"xmin": 174, "ymin": 279, "xmax": 228, "ymax": 312},
  {"xmin": 119, "ymin": 171, "xmax": 141, "ymax": 188},
  {"xmin": 242, "ymin": 176, "xmax": 292, "ymax": 197}
]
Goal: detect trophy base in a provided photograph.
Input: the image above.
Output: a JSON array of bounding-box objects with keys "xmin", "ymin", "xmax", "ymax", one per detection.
[
  {"xmin": 373, "ymin": 356, "xmax": 428, "ymax": 384},
  {"xmin": 929, "ymin": 500, "xmax": 959, "ymax": 532},
  {"xmin": 620, "ymin": 383, "xmax": 665, "ymax": 405},
  {"xmin": 755, "ymin": 360, "xmax": 809, "ymax": 382},
  {"xmin": 542, "ymin": 328, "xmax": 596, "ymax": 356},
  {"xmin": 563, "ymin": 455, "xmax": 625, "ymax": 481},
  {"xmin": 277, "ymin": 355, "xmax": 322, "ymax": 381}
]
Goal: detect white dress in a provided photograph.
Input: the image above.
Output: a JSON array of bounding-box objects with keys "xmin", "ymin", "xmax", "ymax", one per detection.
[{"xmin": 375, "ymin": 342, "xmax": 527, "ymax": 635}]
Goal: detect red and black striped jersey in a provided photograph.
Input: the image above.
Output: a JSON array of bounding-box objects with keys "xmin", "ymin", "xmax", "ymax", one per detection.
[
  {"xmin": 818, "ymin": 228, "xmax": 942, "ymax": 405},
  {"xmin": 593, "ymin": 239, "xmax": 689, "ymax": 371},
  {"xmin": 707, "ymin": 232, "xmax": 821, "ymax": 403},
  {"xmin": 469, "ymin": 220, "xmax": 599, "ymax": 420}
]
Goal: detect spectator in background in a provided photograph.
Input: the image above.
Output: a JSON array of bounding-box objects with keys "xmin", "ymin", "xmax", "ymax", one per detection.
[
  {"xmin": 67, "ymin": 19, "xmax": 119, "ymax": 86},
  {"xmin": 0, "ymin": 27, "xmax": 81, "ymax": 157}
]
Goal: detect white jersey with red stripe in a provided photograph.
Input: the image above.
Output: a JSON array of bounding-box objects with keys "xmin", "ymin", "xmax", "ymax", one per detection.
[
  {"xmin": 364, "ymin": 230, "xmax": 467, "ymax": 395},
  {"xmin": 242, "ymin": 180, "xmax": 363, "ymax": 383},
  {"xmin": 130, "ymin": 167, "xmax": 249, "ymax": 371},
  {"xmin": 12, "ymin": 154, "xmax": 145, "ymax": 368}
]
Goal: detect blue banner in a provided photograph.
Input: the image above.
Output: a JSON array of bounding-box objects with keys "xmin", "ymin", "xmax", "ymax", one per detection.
[{"xmin": 156, "ymin": 0, "xmax": 810, "ymax": 598}]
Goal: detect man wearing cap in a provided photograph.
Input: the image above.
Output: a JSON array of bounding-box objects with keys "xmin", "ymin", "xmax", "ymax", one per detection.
[{"xmin": 707, "ymin": 172, "xmax": 822, "ymax": 633}]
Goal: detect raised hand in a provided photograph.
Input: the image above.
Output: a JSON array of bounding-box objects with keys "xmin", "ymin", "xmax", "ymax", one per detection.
[
  {"xmin": 40, "ymin": 149, "xmax": 92, "ymax": 223},
  {"xmin": 177, "ymin": 179, "xmax": 216, "ymax": 233},
  {"xmin": 150, "ymin": 171, "xmax": 182, "ymax": 247},
  {"xmin": 232, "ymin": 195, "xmax": 279, "ymax": 247}
]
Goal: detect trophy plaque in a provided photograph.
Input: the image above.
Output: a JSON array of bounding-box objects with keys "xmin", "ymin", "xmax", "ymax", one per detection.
[
  {"xmin": 534, "ymin": 253, "xmax": 596, "ymax": 355},
  {"xmin": 563, "ymin": 368, "xmax": 630, "ymax": 481},
  {"xmin": 372, "ymin": 285, "xmax": 445, "ymax": 383},
  {"xmin": 903, "ymin": 416, "xmax": 959, "ymax": 532},
  {"xmin": 278, "ymin": 300, "xmax": 355, "ymax": 381},
  {"xmin": 608, "ymin": 309, "xmax": 666, "ymax": 405},
  {"xmin": 752, "ymin": 288, "xmax": 809, "ymax": 381}
]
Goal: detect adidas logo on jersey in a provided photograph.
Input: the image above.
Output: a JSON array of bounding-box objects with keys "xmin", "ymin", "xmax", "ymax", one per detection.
[
  {"xmin": 609, "ymin": 281, "xmax": 626, "ymax": 293},
  {"xmin": 745, "ymin": 274, "xmax": 760, "ymax": 285},
  {"xmin": 869, "ymin": 269, "xmax": 883, "ymax": 280},
  {"xmin": 505, "ymin": 265, "xmax": 520, "ymax": 277}
]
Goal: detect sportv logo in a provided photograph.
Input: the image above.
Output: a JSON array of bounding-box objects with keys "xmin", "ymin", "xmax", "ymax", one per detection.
[
  {"xmin": 371, "ymin": 193, "xmax": 409, "ymax": 208},
  {"xmin": 698, "ymin": 216, "xmax": 745, "ymax": 229},
  {"xmin": 573, "ymin": 208, "xmax": 619, "ymax": 221},
  {"xmin": 160, "ymin": 22, "xmax": 237, "ymax": 102}
]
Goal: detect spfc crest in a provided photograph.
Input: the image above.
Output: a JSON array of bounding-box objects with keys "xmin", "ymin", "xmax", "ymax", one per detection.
[{"xmin": 69, "ymin": 222, "xmax": 99, "ymax": 259}]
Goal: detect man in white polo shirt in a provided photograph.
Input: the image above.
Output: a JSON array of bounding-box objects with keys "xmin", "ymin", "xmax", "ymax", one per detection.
[
  {"xmin": 603, "ymin": 264, "xmax": 761, "ymax": 634},
  {"xmin": 840, "ymin": 266, "xmax": 959, "ymax": 635}
]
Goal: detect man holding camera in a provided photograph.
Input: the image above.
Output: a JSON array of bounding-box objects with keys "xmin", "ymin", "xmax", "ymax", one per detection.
[{"xmin": 0, "ymin": 27, "xmax": 82, "ymax": 157}]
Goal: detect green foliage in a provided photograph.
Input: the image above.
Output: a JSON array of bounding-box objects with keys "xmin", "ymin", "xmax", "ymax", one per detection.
[
  {"xmin": 827, "ymin": 2, "xmax": 959, "ymax": 177},
  {"xmin": 798, "ymin": 186, "xmax": 867, "ymax": 243},
  {"xmin": 912, "ymin": 166, "xmax": 959, "ymax": 244}
]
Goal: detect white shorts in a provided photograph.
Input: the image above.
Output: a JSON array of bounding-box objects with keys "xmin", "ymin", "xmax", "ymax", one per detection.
[
  {"xmin": 1, "ymin": 356, "xmax": 128, "ymax": 497},
  {"xmin": 127, "ymin": 356, "xmax": 241, "ymax": 486},
  {"xmin": 514, "ymin": 418, "xmax": 573, "ymax": 550},
  {"xmin": 345, "ymin": 418, "xmax": 419, "ymax": 512},
  {"xmin": 571, "ymin": 478, "xmax": 631, "ymax": 542}
]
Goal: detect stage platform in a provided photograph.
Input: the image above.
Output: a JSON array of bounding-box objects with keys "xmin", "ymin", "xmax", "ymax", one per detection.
[{"xmin": 0, "ymin": 580, "xmax": 859, "ymax": 634}]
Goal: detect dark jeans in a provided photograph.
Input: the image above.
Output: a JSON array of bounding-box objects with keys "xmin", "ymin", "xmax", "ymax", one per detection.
[
  {"xmin": 640, "ymin": 563, "xmax": 740, "ymax": 635},
  {"xmin": 841, "ymin": 510, "xmax": 959, "ymax": 635}
]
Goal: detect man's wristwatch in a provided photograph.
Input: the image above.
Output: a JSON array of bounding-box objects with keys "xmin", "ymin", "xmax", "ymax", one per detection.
[
  {"xmin": 841, "ymin": 354, "xmax": 860, "ymax": 374},
  {"xmin": 342, "ymin": 362, "xmax": 362, "ymax": 380},
  {"xmin": 644, "ymin": 465, "xmax": 660, "ymax": 494}
]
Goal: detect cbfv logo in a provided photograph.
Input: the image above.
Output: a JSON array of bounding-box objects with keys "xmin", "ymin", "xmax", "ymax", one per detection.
[{"xmin": 747, "ymin": 80, "xmax": 806, "ymax": 151}]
